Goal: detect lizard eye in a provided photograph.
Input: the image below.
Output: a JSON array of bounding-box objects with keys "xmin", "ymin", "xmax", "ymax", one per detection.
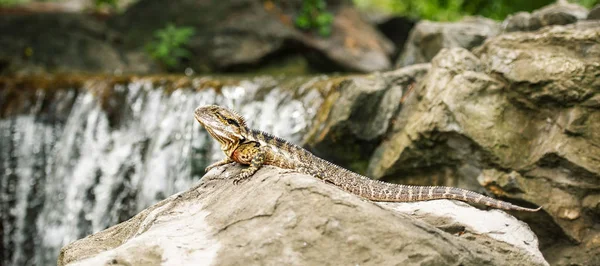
[{"xmin": 226, "ymin": 118, "xmax": 239, "ymax": 127}]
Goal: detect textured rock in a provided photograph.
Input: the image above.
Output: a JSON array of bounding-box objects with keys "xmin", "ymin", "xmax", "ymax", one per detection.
[
  {"xmin": 379, "ymin": 200, "xmax": 545, "ymax": 263},
  {"xmin": 305, "ymin": 63, "xmax": 429, "ymax": 173},
  {"xmin": 476, "ymin": 22, "xmax": 600, "ymax": 106},
  {"xmin": 396, "ymin": 17, "xmax": 500, "ymax": 67},
  {"xmin": 59, "ymin": 165, "xmax": 547, "ymax": 266},
  {"xmin": 368, "ymin": 22, "xmax": 600, "ymax": 266},
  {"xmin": 503, "ymin": 2, "xmax": 588, "ymax": 32}
]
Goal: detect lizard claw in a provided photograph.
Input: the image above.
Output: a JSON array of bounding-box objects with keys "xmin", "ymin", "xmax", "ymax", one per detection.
[
  {"xmin": 232, "ymin": 176, "xmax": 247, "ymax": 185},
  {"xmin": 232, "ymin": 170, "xmax": 253, "ymax": 185}
]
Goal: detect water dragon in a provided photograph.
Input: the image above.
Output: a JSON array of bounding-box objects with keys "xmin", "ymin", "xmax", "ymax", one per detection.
[{"xmin": 194, "ymin": 105, "xmax": 541, "ymax": 212}]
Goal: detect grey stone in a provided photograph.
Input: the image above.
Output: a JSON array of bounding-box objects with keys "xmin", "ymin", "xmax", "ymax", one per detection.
[
  {"xmin": 396, "ymin": 17, "xmax": 500, "ymax": 67},
  {"xmin": 503, "ymin": 2, "xmax": 589, "ymax": 32},
  {"xmin": 58, "ymin": 165, "xmax": 548, "ymax": 266},
  {"xmin": 304, "ymin": 63, "xmax": 429, "ymax": 172},
  {"xmin": 368, "ymin": 22, "xmax": 600, "ymax": 266}
]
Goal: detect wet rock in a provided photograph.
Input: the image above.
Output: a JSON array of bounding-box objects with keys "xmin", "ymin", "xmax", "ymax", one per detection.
[
  {"xmin": 503, "ymin": 2, "xmax": 588, "ymax": 32},
  {"xmin": 396, "ymin": 17, "xmax": 500, "ymax": 67},
  {"xmin": 58, "ymin": 165, "xmax": 547, "ymax": 266},
  {"xmin": 111, "ymin": 0, "xmax": 393, "ymax": 73},
  {"xmin": 0, "ymin": 14, "xmax": 156, "ymax": 75},
  {"xmin": 305, "ymin": 64, "xmax": 429, "ymax": 173},
  {"xmin": 368, "ymin": 22, "xmax": 600, "ymax": 266}
]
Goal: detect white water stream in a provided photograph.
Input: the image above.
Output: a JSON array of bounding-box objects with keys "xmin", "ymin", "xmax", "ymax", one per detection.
[{"xmin": 0, "ymin": 76, "xmax": 323, "ymax": 265}]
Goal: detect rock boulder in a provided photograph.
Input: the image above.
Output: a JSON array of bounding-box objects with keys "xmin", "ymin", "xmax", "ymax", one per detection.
[
  {"xmin": 396, "ymin": 17, "xmax": 500, "ymax": 67},
  {"xmin": 58, "ymin": 165, "xmax": 547, "ymax": 266},
  {"xmin": 368, "ymin": 22, "xmax": 600, "ymax": 266}
]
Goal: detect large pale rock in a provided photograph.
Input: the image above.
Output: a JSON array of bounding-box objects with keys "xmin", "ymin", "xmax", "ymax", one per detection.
[
  {"xmin": 368, "ymin": 22, "xmax": 600, "ymax": 266},
  {"xmin": 396, "ymin": 17, "xmax": 500, "ymax": 67},
  {"xmin": 58, "ymin": 165, "xmax": 547, "ymax": 266}
]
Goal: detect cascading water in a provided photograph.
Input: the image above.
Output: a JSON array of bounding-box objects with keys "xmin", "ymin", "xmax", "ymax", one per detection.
[{"xmin": 0, "ymin": 76, "xmax": 324, "ymax": 266}]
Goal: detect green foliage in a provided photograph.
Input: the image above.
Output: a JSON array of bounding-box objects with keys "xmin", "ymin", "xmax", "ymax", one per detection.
[
  {"xmin": 354, "ymin": 0, "xmax": 600, "ymax": 21},
  {"xmin": 0, "ymin": 0, "xmax": 27, "ymax": 6},
  {"xmin": 295, "ymin": 0, "xmax": 334, "ymax": 37},
  {"xmin": 145, "ymin": 24, "xmax": 195, "ymax": 69},
  {"xmin": 94, "ymin": 0, "xmax": 118, "ymax": 10}
]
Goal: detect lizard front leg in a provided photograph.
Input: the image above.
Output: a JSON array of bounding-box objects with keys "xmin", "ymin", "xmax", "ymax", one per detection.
[
  {"xmin": 205, "ymin": 157, "xmax": 235, "ymax": 173},
  {"xmin": 233, "ymin": 147, "xmax": 266, "ymax": 185}
]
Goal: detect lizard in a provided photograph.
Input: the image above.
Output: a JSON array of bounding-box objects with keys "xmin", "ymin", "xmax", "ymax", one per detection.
[{"xmin": 194, "ymin": 105, "xmax": 542, "ymax": 212}]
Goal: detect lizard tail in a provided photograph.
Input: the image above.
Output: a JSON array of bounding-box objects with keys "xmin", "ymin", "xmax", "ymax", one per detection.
[{"xmin": 354, "ymin": 181, "xmax": 541, "ymax": 212}]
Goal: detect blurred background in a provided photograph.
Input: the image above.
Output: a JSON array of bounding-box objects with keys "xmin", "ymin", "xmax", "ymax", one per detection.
[
  {"xmin": 1, "ymin": 0, "xmax": 599, "ymax": 266},
  {"xmin": 0, "ymin": 0, "xmax": 598, "ymax": 75}
]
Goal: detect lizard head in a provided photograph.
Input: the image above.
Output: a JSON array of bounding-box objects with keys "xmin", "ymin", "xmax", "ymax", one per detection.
[{"xmin": 194, "ymin": 105, "xmax": 249, "ymax": 152}]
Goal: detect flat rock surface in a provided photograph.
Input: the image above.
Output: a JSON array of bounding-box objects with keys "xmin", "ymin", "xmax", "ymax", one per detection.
[{"xmin": 59, "ymin": 165, "xmax": 547, "ymax": 266}]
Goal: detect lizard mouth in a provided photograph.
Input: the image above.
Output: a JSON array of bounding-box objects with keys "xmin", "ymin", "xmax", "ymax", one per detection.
[
  {"xmin": 194, "ymin": 106, "xmax": 212, "ymax": 126},
  {"xmin": 194, "ymin": 105, "xmax": 238, "ymax": 143}
]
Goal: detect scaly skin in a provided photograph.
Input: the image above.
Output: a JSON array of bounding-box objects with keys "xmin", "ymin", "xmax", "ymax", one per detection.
[{"xmin": 194, "ymin": 105, "xmax": 542, "ymax": 212}]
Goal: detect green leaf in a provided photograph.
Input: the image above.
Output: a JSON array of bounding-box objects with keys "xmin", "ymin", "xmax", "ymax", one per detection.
[
  {"xmin": 145, "ymin": 23, "xmax": 196, "ymax": 69},
  {"xmin": 315, "ymin": 12, "xmax": 333, "ymax": 26},
  {"xmin": 295, "ymin": 16, "xmax": 311, "ymax": 29}
]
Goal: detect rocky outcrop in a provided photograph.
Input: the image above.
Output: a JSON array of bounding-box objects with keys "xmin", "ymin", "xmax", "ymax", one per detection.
[
  {"xmin": 305, "ymin": 63, "xmax": 429, "ymax": 173},
  {"xmin": 1, "ymin": 0, "xmax": 393, "ymax": 74},
  {"xmin": 396, "ymin": 17, "xmax": 500, "ymax": 67},
  {"xmin": 110, "ymin": 0, "xmax": 393, "ymax": 73},
  {"xmin": 503, "ymin": 2, "xmax": 589, "ymax": 32},
  {"xmin": 367, "ymin": 22, "xmax": 600, "ymax": 266},
  {"xmin": 0, "ymin": 14, "xmax": 156, "ymax": 75},
  {"xmin": 58, "ymin": 165, "xmax": 547, "ymax": 266}
]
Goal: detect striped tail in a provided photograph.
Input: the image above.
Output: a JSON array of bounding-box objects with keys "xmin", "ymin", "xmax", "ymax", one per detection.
[
  {"xmin": 303, "ymin": 149, "xmax": 541, "ymax": 212},
  {"xmin": 340, "ymin": 177, "xmax": 541, "ymax": 212}
]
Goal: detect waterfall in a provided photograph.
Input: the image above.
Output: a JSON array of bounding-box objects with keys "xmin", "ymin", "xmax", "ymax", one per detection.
[{"xmin": 0, "ymin": 76, "xmax": 323, "ymax": 266}]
